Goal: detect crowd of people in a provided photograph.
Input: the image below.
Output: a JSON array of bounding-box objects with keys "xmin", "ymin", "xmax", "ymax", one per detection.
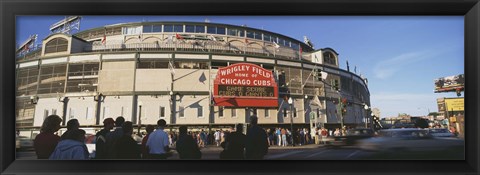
[
  {"xmin": 32, "ymin": 115, "xmax": 270, "ymax": 160},
  {"xmin": 33, "ymin": 114, "xmax": 357, "ymax": 160}
]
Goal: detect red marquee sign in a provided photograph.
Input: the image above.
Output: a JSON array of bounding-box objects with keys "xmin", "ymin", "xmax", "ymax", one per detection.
[{"xmin": 213, "ymin": 63, "xmax": 278, "ymax": 107}]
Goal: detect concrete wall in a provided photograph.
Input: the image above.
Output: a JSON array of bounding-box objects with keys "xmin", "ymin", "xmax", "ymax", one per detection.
[
  {"xmin": 33, "ymin": 98, "xmax": 64, "ymax": 127},
  {"xmin": 135, "ymin": 69, "xmax": 172, "ymax": 92},
  {"xmin": 136, "ymin": 95, "xmax": 171, "ymax": 125},
  {"xmin": 214, "ymin": 107, "xmax": 247, "ymax": 124},
  {"xmin": 65, "ymin": 97, "xmax": 97, "ymax": 126},
  {"xmin": 99, "ymin": 95, "xmax": 134, "ymax": 123},
  {"xmin": 98, "ymin": 61, "xmax": 135, "ymax": 92},
  {"xmin": 174, "ymin": 95, "xmax": 210, "ymax": 125},
  {"xmin": 173, "ymin": 69, "xmax": 210, "ymax": 92}
]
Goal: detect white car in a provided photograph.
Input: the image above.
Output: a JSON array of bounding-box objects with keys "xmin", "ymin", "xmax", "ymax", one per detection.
[
  {"xmin": 16, "ymin": 136, "xmax": 33, "ymax": 151},
  {"xmin": 428, "ymin": 128, "xmax": 455, "ymax": 137},
  {"xmin": 357, "ymin": 128, "xmax": 464, "ymax": 152}
]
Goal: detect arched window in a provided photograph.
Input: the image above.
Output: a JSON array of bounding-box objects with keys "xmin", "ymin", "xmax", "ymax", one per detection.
[
  {"xmin": 45, "ymin": 38, "xmax": 68, "ymax": 54},
  {"xmin": 323, "ymin": 52, "xmax": 337, "ymax": 65}
]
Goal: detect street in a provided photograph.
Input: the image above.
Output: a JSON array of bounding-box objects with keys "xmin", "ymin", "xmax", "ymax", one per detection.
[{"xmin": 16, "ymin": 145, "xmax": 377, "ymax": 160}]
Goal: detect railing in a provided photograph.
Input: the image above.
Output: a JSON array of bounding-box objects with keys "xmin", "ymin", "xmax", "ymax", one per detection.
[
  {"xmin": 16, "ymin": 45, "xmax": 42, "ymax": 61},
  {"xmin": 87, "ymin": 41, "xmax": 307, "ymax": 60}
]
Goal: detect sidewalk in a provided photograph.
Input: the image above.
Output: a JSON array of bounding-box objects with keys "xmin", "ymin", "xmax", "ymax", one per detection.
[{"xmin": 200, "ymin": 144, "xmax": 326, "ymax": 151}]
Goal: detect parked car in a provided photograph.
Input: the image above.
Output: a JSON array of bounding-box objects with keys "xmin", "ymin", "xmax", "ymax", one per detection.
[
  {"xmin": 327, "ymin": 128, "xmax": 375, "ymax": 148},
  {"xmin": 15, "ymin": 136, "xmax": 34, "ymax": 151},
  {"xmin": 357, "ymin": 128, "xmax": 464, "ymax": 158},
  {"xmin": 428, "ymin": 128, "xmax": 455, "ymax": 137}
]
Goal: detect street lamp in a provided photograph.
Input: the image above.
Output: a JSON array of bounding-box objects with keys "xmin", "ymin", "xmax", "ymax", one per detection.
[
  {"xmin": 288, "ymin": 97, "xmax": 294, "ymax": 146},
  {"xmin": 138, "ymin": 101, "xmax": 143, "ymax": 135},
  {"xmin": 364, "ymin": 104, "xmax": 370, "ymax": 128}
]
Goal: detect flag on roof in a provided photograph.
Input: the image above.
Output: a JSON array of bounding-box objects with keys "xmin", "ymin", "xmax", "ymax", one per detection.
[
  {"xmin": 175, "ymin": 33, "xmax": 183, "ymax": 40},
  {"xmin": 168, "ymin": 61, "xmax": 176, "ymax": 75},
  {"xmin": 102, "ymin": 28, "xmax": 107, "ymax": 45},
  {"xmin": 273, "ymin": 41, "xmax": 280, "ymax": 49}
]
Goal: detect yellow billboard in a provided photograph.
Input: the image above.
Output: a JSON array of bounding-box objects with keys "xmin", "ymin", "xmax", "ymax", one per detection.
[{"xmin": 445, "ymin": 98, "xmax": 464, "ymax": 111}]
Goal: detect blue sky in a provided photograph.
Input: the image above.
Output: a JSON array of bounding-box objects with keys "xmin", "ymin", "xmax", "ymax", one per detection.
[{"xmin": 16, "ymin": 16, "xmax": 464, "ymax": 118}]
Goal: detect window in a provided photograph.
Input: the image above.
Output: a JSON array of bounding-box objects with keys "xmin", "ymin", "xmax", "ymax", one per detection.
[
  {"xmin": 263, "ymin": 35, "xmax": 271, "ymax": 42},
  {"xmin": 164, "ymin": 25, "xmax": 174, "ymax": 32},
  {"xmin": 216, "ymin": 27, "xmax": 225, "ymax": 35},
  {"xmin": 207, "ymin": 26, "xmax": 216, "ymax": 34},
  {"xmin": 291, "ymin": 43, "xmax": 299, "ymax": 50},
  {"xmin": 179, "ymin": 106, "xmax": 185, "ymax": 118},
  {"xmin": 174, "ymin": 25, "xmax": 183, "ymax": 32},
  {"xmin": 198, "ymin": 107, "xmax": 203, "ymax": 118},
  {"xmin": 66, "ymin": 63, "xmax": 99, "ymax": 93},
  {"xmin": 195, "ymin": 25, "xmax": 205, "ymax": 33},
  {"xmin": 253, "ymin": 32, "xmax": 262, "ymax": 40},
  {"xmin": 246, "ymin": 31, "xmax": 254, "ymax": 38},
  {"xmin": 186, "ymin": 25, "xmax": 205, "ymax": 33},
  {"xmin": 137, "ymin": 60, "xmax": 169, "ymax": 69},
  {"xmin": 324, "ymin": 52, "xmax": 337, "ymax": 65},
  {"xmin": 122, "ymin": 26, "xmax": 141, "ymax": 35},
  {"xmin": 219, "ymin": 106, "xmax": 224, "ymax": 118},
  {"xmin": 86, "ymin": 107, "xmax": 93, "ymax": 119},
  {"xmin": 159, "ymin": 106, "xmax": 165, "ymax": 118},
  {"xmin": 52, "ymin": 109, "xmax": 57, "ymax": 115},
  {"xmin": 278, "ymin": 38, "xmax": 285, "ymax": 46},
  {"xmin": 211, "ymin": 61, "xmax": 228, "ymax": 69},
  {"xmin": 45, "ymin": 38, "xmax": 68, "ymax": 54},
  {"xmin": 16, "ymin": 67, "xmax": 39, "ymax": 96},
  {"xmin": 185, "ymin": 25, "xmax": 195, "ymax": 33},
  {"xmin": 283, "ymin": 108, "xmax": 287, "ymax": 117},
  {"xmin": 143, "ymin": 25, "xmax": 161, "ymax": 33},
  {"xmin": 44, "ymin": 110, "xmax": 49, "ymax": 120},
  {"xmin": 103, "ymin": 107, "xmax": 109, "ymax": 120},
  {"xmin": 38, "ymin": 64, "xmax": 67, "ymax": 94},
  {"xmin": 69, "ymin": 108, "xmax": 75, "ymax": 120},
  {"xmin": 175, "ymin": 61, "xmax": 208, "ymax": 69},
  {"xmin": 227, "ymin": 28, "xmax": 244, "ymax": 37},
  {"xmin": 164, "ymin": 25, "xmax": 182, "ymax": 32},
  {"xmin": 265, "ymin": 109, "xmax": 270, "ymax": 118},
  {"xmin": 231, "ymin": 109, "xmax": 237, "ymax": 118}
]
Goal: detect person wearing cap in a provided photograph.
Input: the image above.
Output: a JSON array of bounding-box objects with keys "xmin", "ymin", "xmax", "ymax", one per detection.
[
  {"xmin": 94, "ymin": 118, "xmax": 114, "ymax": 159},
  {"xmin": 245, "ymin": 115, "xmax": 269, "ymax": 159}
]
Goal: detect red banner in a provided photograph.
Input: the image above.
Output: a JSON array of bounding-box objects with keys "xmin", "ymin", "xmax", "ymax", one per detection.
[{"xmin": 213, "ymin": 63, "xmax": 278, "ymax": 107}]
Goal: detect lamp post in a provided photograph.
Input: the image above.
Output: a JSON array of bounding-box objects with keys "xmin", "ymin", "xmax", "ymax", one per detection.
[
  {"xmin": 288, "ymin": 97, "xmax": 294, "ymax": 147},
  {"xmin": 138, "ymin": 101, "xmax": 143, "ymax": 135},
  {"xmin": 364, "ymin": 104, "xmax": 370, "ymax": 128}
]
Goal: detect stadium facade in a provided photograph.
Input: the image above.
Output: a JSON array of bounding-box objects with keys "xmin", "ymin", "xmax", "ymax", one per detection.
[{"xmin": 16, "ymin": 21, "xmax": 371, "ymax": 133}]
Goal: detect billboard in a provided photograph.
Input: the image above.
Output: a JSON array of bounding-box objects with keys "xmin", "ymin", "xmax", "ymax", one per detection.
[
  {"xmin": 213, "ymin": 63, "xmax": 278, "ymax": 107},
  {"xmin": 445, "ymin": 98, "xmax": 464, "ymax": 111},
  {"xmin": 434, "ymin": 74, "xmax": 464, "ymax": 93}
]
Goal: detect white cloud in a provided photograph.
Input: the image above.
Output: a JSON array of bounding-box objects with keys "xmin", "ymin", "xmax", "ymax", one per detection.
[{"xmin": 373, "ymin": 50, "xmax": 435, "ymax": 79}]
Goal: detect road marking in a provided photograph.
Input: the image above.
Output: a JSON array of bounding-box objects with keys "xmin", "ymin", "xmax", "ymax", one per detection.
[
  {"xmin": 346, "ymin": 150, "xmax": 361, "ymax": 159},
  {"xmin": 266, "ymin": 150, "xmax": 305, "ymax": 159},
  {"xmin": 305, "ymin": 150, "xmax": 330, "ymax": 158}
]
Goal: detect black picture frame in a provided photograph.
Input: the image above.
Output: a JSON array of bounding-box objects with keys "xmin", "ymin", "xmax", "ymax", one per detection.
[{"xmin": 1, "ymin": 0, "xmax": 479, "ymax": 175}]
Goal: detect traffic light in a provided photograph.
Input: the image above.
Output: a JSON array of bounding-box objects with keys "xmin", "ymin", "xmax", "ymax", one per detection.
[
  {"xmin": 332, "ymin": 79, "xmax": 339, "ymax": 91},
  {"xmin": 317, "ymin": 69, "xmax": 323, "ymax": 81},
  {"xmin": 456, "ymin": 88, "xmax": 462, "ymax": 97}
]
